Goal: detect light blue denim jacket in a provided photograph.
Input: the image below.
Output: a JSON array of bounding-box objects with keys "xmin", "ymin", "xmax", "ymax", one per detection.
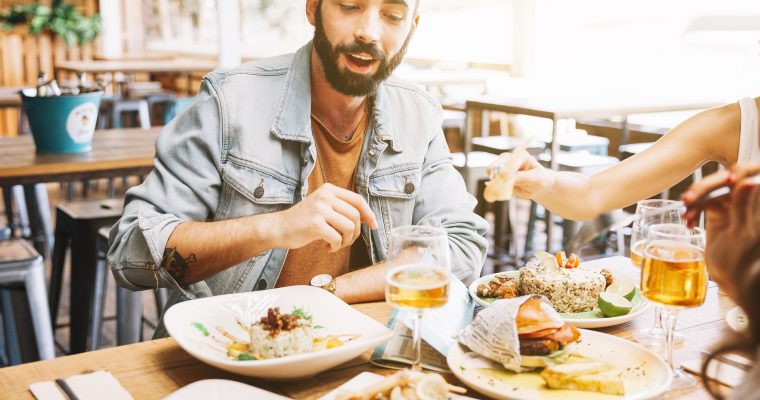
[{"xmin": 107, "ymin": 42, "xmax": 488, "ymax": 336}]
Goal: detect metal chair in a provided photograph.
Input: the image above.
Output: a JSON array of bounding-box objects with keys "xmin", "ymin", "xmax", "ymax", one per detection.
[{"xmin": 0, "ymin": 239, "xmax": 54, "ymax": 364}]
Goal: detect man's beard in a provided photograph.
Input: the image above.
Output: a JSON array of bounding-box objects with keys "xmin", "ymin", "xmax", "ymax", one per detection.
[{"xmin": 313, "ymin": 5, "xmax": 412, "ymax": 97}]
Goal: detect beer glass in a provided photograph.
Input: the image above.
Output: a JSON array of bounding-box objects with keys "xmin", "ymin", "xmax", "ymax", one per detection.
[
  {"xmin": 630, "ymin": 199, "xmax": 684, "ymax": 347},
  {"xmin": 641, "ymin": 224, "xmax": 707, "ymax": 391}
]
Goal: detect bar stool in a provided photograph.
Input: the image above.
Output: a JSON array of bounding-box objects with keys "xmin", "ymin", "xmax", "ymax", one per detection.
[
  {"xmin": 0, "ymin": 239, "xmax": 54, "ymax": 364},
  {"xmin": 49, "ymin": 198, "xmax": 124, "ymax": 353},
  {"xmin": 528, "ymin": 151, "xmax": 619, "ymax": 251},
  {"xmin": 452, "ymin": 151, "xmax": 521, "ymax": 265},
  {"xmin": 96, "ymin": 228, "xmax": 167, "ymax": 345}
]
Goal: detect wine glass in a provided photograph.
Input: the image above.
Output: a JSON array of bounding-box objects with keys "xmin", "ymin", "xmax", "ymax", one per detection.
[
  {"xmin": 641, "ymin": 223, "xmax": 707, "ymax": 391},
  {"xmin": 630, "ymin": 199, "xmax": 685, "ymax": 347},
  {"xmin": 385, "ymin": 225, "xmax": 451, "ymax": 371}
]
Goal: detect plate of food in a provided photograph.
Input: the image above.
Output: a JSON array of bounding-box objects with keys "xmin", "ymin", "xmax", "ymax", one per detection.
[
  {"xmin": 449, "ymin": 296, "xmax": 672, "ymax": 400},
  {"xmin": 319, "ymin": 370, "xmax": 470, "ymax": 400},
  {"xmin": 469, "ymin": 252, "xmax": 649, "ymax": 328},
  {"xmin": 163, "ymin": 285, "xmax": 393, "ymax": 380}
]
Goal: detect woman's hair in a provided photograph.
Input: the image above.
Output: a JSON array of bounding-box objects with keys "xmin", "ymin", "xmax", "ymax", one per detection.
[{"xmin": 702, "ymin": 258, "xmax": 760, "ymax": 399}]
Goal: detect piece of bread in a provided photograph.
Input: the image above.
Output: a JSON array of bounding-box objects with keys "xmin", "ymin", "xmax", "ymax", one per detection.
[
  {"xmin": 541, "ymin": 362, "xmax": 625, "ymax": 395},
  {"xmin": 516, "ymin": 296, "xmax": 565, "ymax": 335},
  {"xmin": 484, "ymin": 153, "xmax": 520, "ymax": 202}
]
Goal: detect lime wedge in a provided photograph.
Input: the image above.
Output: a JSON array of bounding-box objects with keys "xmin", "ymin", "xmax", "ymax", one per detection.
[
  {"xmin": 598, "ymin": 292, "xmax": 633, "ymax": 317},
  {"xmin": 606, "ymin": 277, "xmax": 636, "ymax": 301}
]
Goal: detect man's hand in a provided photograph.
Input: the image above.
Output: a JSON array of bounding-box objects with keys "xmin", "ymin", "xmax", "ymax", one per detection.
[{"xmin": 273, "ymin": 183, "xmax": 378, "ymax": 252}]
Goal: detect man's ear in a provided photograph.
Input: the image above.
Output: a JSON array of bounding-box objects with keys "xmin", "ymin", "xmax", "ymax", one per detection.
[
  {"xmin": 306, "ymin": 0, "xmax": 318, "ymax": 26},
  {"xmin": 410, "ymin": 13, "xmax": 420, "ymax": 37}
]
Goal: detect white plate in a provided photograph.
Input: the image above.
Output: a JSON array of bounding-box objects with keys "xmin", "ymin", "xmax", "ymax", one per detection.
[
  {"xmin": 448, "ymin": 329, "xmax": 672, "ymax": 400},
  {"xmin": 319, "ymin": 371, "xmax": 475, "ymax": 400},
  {"xmin": 469, "ymin": 271, "xmax": 649, "ymax": 329},
  {"xmin": 726, "ymin": 306, "xmax": 749, "ymax": 333},
  {"xmin": 319, "ymin": 372, "xmax": 386, "ymax": 400},
  {"xmin": 163, "ymin": 379, "xmax": 289, "ymax": 400},
  {"xmin": 163, "ymin": 285, "xmax": 393, "ymax": 380}
]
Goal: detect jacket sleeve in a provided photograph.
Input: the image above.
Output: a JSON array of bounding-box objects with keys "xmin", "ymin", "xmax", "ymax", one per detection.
[
  {"xmin": 413, "ymin": 123, "xmax": 489, "ymax": 285},
  {"xmin": 107, "ymin": 78, "xmax": 223, "ymax": 297}
]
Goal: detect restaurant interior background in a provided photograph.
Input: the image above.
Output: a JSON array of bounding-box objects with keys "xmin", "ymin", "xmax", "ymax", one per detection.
[{"xmin": 0, "ymin": 0, "xmax": 758, "ymax": 392}]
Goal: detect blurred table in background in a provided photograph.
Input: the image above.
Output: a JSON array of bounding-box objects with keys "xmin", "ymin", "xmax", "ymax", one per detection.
[
  {"xmin": 0, "ymin": 128, "xmax": 160, "ymax": 354},
  {"xmin": 55, "ymin": 58, "xmax": 218, "ymax": 77},
  {"xmin": 0, "ymin": 87, "xmax": 22, "ymax": 108},
  {"xmin": 463, "ymin": 95, "xmax": 725, "ymax": 251}
]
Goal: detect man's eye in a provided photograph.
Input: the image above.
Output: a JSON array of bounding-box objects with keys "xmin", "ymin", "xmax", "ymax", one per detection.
[
  {"xmin": 339, "ymin": 4, "xmax": 358, "ymax": 11},
  {"xmin": 385, "ymin": 13, "xmax": 403, "ymax": 22}
]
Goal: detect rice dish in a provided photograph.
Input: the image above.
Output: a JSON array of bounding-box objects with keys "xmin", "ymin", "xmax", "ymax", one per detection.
[
  {"xmin": 249, "ymin": 307, "xmax": 314, "ymax": 359},
  {"xmin": 519, "ymin": 260, "xmax": 606, "ymax": 313},
  {"xmin": 249, "ymin": 323, "xmax": 314, "ymax": 359}
]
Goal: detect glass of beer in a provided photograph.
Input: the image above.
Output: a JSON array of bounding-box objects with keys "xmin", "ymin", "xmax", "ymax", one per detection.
[
  {"xmin": 385, "ymin": 225, "xmax": 451, "ymax": 371},
  {"xmin": 630, "ymin": 199, "xmax": 684, "ymax": 347},
  {"xmin": 641, "ymin": 223, "xmax": 707, "ymax": 391}
]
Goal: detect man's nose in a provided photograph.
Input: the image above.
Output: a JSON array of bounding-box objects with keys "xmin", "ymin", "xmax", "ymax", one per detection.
[{"xmin": 354, "ymin": 10, "xmax": 382, "ymax": 45}]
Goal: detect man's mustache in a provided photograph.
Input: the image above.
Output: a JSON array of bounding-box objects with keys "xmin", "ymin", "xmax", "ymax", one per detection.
[{"xmin": 335, "ymin": 41, "xmax": 386, "ymax": 62}]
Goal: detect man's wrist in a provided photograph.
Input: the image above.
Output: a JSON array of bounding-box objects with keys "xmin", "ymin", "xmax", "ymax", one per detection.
[{"xmin": 247, "ymin": 212, "xmax": 283, "ymax": 250}]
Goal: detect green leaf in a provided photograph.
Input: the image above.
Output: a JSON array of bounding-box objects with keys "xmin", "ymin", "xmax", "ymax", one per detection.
[
  {"xmin": 236, "ymin": 353, "xmax": 257, "ymax": 361},
  {"xmin": 191, "ymin": 321, "xmax": 210, "ymax": 336},
  {"xmin": 0, "ymin": 1, "xmax": 101, "ymax": 47},
  {"xmin": 291, "ymin": 307, "xmax": 313, "ymax": 322}
]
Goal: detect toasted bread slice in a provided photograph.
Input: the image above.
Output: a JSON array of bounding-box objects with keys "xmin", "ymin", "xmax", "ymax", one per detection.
[{"xmin": 541, "ymin": 361, "xmax": 625, "ymax": 395}]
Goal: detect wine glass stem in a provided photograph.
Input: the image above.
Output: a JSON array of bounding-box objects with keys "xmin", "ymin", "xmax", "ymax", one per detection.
[
  {"xmin": 411, "ymin": 310, "xmax": 423, "ymax": 372},
  {"xmin": 662, "ymin": 307, "xmax": 679, "ymax": 371},
  {"xmin": 654, "ymin": 305, "xmax": 663, "ymax": 330}
]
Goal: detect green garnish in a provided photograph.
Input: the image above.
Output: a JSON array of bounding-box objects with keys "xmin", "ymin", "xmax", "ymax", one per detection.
[
  {"xmin": 291, "ymin": 307, "xmax": 313, "ymax": 322},
  {"xmin": 236, "ymin": 353, "xmax": 257, "ymax": 361},
  {"xmin": 191, "ymin": 322, "xmax": 209, "ymax": 336}
]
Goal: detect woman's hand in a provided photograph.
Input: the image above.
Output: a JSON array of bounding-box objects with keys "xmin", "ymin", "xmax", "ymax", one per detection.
[
  {"xmin": 682, "ymin": 164, "xmax": 760, "ymax": 300},
  {"xmin": 486, "ymin": 148, "xmax": 557, "ymax": 200}
]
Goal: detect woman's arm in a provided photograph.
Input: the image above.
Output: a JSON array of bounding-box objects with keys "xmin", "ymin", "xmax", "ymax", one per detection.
[{"xmin": 509, "ymin": 101, "xmax": 742, "ymax": 220}]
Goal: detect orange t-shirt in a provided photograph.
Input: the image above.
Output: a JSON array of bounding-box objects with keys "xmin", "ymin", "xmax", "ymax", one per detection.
[{"xmin": 275, "ymin": 112, "xmax": 367, "ymax": 287}]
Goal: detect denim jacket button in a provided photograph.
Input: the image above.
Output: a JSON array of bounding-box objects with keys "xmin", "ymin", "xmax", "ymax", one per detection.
[
  {"xmin": 404, "ymin": 181, "xmax": 415, "ymax": 194},
  {"xmin": 254, "ymin": 185, "xmax": 265, "ymax": 198},
  {"xmin": 256, "ymin": 278, "xmax": 268, "ymax": 290}
]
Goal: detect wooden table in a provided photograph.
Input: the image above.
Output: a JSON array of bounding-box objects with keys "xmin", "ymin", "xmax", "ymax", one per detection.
[
  {"xmin": 0, "ymin": 257, "xmax": 736, "ymax": 399},
  {"xmin": 0, "ymin": 128, "xmax": 159, "ymax": 187},
  {"xmin": 55, "ymin": 59, "xmax": 218, "ymax": 76},
  {"xmin": 0, "ymin": 128, "xmax": 159, "ymax": 355},
  {"xmin": 0, "ymin": 86, "xmax": 22, "ymax": 108},
  {"xmin": 464, "ymin": 95, "xmax": 725, "ymax": 251}
]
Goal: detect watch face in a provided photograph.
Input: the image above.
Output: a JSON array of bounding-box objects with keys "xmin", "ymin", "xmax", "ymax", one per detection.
[{"xmin": 310, "ymin": 274, "xmax": 332, "ymax": 287}]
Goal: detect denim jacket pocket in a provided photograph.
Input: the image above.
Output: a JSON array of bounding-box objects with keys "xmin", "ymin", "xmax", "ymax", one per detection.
[
  {"xmin": 219, "ymin": 159, "xmax": 297, "ymax": 218},
  {"xmin": 368, "ymin": 164, "xmax": 422, "ymax": 243}
]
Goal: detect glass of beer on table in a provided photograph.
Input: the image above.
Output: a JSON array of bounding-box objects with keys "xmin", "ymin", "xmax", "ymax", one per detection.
[
  {"xmin": 641, "ymin": 223, "xmax": 707, "ymax": 391},
  {"xmin": 630, "ymin": 199, "xmax": 684, "ymax": 347},
  {"xmin": 385, "ymin": 225, "xmax": 451, "ymax": 371}
]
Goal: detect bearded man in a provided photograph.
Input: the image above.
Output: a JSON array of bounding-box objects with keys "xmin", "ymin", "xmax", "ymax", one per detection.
[{"xmin": 108, "ymin": 0, "xmax": 487, "ymax": 337}]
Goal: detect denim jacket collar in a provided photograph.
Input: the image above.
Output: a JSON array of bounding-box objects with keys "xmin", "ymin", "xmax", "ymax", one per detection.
[{"xmin": 270, "ymin": 41, "xmax": 402, "ymax": 152}]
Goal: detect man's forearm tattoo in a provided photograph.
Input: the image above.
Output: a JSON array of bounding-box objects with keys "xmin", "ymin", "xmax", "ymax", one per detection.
[{"xmin": 161, "ymin": 247, "xmax": 197, "ymax": 285}]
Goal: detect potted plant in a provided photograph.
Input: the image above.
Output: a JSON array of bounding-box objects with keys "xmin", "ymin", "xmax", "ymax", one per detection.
[
  {"xmin": 1, "ymin": 1, "xmax": 103, "ymax": 153},
  {"xmin": 0, "ymin": 0, "xmax": 101, "ymax": 47}
]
